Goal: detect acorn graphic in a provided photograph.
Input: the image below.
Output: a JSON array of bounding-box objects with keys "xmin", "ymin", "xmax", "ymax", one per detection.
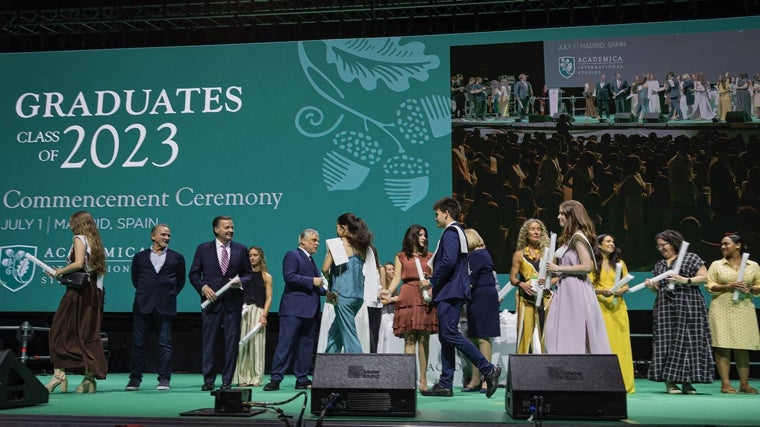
[
  {"xmin": 322, "ymin": 130, "xmax": 383, "ymax": 191},
  {"xmin": 395, "ymin": 94, "xmax": 451, "ymax": 144},
  {"xmin": 383, "ymin": 154, "xmax": 430, "ymax": 211}
]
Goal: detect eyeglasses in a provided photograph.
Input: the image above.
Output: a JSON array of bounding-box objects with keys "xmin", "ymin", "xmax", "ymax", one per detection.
[{"xmin": 655, "ymin": 243, "xmax": 670, "ymax": 249}]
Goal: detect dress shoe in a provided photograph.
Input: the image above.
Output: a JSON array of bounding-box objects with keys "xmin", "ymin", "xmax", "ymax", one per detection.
[
  {"xmin": 295, "ymin": 380, "xmax": 312, "ymax": 390},
  {"xmin": 125, "ymin": 377, "xmax": 141, "ymax": 391},
  {"xmin": 45, "ymin": 369, "xmax": 68, "ymax": 393},
  {"xmin": 201, "ymin": 383, "xmax": 215, "ymax": 391},
  {"xmin": 665, "ymin": 380, "xmax": 681, "ymax": 394},
  {"xmin": 76, "ymin": 373, "xmax": 97, "ymax": 394},
  {"xmin": 484, "ymin": 366, "xmax": 502, "ymax": 398},
  {"xmin": 420, "ymin": 383, "xmax": 453, "ymax": 397},
  {"xmin": 682, "ymin": 383, "xmax": 697, "ymax": 395},
  {"xmin": 221, "ymin": 383, "xmax": 232, "ymax": 390},
  {"xmin": 263, "ymin": 380, "xmax": 280, "ymax": 391}
]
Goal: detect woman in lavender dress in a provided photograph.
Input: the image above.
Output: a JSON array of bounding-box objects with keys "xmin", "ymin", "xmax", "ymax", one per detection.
[{"xmin": 544, "ymin": 200, "xmax": 611, "ymax": 354}]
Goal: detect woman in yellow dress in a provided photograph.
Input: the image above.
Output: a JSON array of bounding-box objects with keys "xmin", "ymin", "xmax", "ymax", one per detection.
[
  {"xmin": 509, "ymin": 218, "xmax": 552, "ymax": 354},
  {"xmin": 706, "ymin": 234, "xmax": 760, "ymax": 394},
  {"xmin": 590, "ymin": 234, "xmax": 635, "ymax": 393},
  {"xmin": 717, "ymin": 73, "xmax": 732, "ymax": 121}
]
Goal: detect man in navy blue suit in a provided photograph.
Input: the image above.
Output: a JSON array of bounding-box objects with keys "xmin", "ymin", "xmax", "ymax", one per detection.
[
  {"xmin": 420, "ymin": 197, "xmax": 501, "ymax": 398},
  {"xmin": 190, "ymin": 216, "xmax": 253, "ymax": 391},
  {"xmin": 126, "ymin": 224, "xmax": 186, "ymax": 391},
  {"xmin": 264, "ymin": 229, "xmax": 326, "ymax": 391}
]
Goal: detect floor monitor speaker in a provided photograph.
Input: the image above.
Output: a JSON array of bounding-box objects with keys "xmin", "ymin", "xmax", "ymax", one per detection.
[
  {"xmin": 311, "ymin": 353, "xmax": 416, "ymax": 416},
  {"xmin": 506, "ymin": 354, "xmax": 626, "ymax": 420},
  {"xmin": 529, "ymin": 114, "xmax": 552, "ymax": 123},
  {"xmin": 614, "ymin": 112, "xmax": 632, "ymax": 123},
  {"xmin": 643, "ymin": 112, "xmax": 666, "ymax": 123},
  {"xmin": 0, "ymin": 350, "xmax": 49, "ymax": 409},
  {"xmin": 726, "ymin": 111, "xmax": 752, "ymax": 123}
]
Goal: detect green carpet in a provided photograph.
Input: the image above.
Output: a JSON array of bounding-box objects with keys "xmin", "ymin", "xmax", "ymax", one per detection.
[{"xmin": 1, "ymin": 374, "xmax": 758, "ymax": 425}]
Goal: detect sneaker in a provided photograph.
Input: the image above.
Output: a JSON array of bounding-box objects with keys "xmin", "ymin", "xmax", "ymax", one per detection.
[
  {"xmin": 125, "ymin": 378, "xmax": 141, "ymax": 391},
  {"xmin": 157, "ymin": 379, "xmax": 171, "ymax": 390}
]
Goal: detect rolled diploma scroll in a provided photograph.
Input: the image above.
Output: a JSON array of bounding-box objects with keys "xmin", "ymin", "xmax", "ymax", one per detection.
[
  {"xmin": 499, "ymin": 283, "xmax": 516, "ymax": 300},
  {"xmin": 667, "ymin": 241, "xmax": 690, "ymax": 290},
  {"xmin": 534, "ymin": 247, "xmax": 551, "ymax": 307},
  {"xmin": 628, "ymin": 269, "xmax": 675, "ymax": 293},
  {"xmin": 238, "ymin": 322, "xmax": 263, "ymax": 346},
  {"xmin": 732, "ymin": 252, "xmax": 750, "ymax": 303},
  {"xmin": 545, "ymin": 233, "xmax": 557, "ymax": 288},
  {"xmin": 414, "ymin": 257, "xmax": 431, "ymax": 303},
  {"xmin": 609, "ymin": 274, "xmax": 635, "ymax": 294},
  {"xmin": 23, "ymin": 253, "xmax": 57, "ymax": 276},
  {"xmin": 200, "ymin": 276, "xmax": 239, "ymax": 309},
  {"xmin": 613, "ymin": 262, "xmax": 623, "ymax": 287}
]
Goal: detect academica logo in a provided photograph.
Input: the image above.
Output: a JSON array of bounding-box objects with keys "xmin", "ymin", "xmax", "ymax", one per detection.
[
  {"xmin": 559, "ymin": 56, "xmax": 575, "ymax": 79},
  {"xmin": 0, "ymin": 245, "xmax": 37, "ymax": 292}
]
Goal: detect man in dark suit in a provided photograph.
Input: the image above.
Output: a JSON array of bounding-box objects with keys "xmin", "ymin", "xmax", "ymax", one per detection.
[
  {"xmin": 126, "ymin": 224, "xmax": 186, "ymax": 391},
  {"xmin": 264, "ymin": 229, "xmax": 326, "ymax": 391},
  {"xmin": 665, "ymin": 71, "xmax": 683, "ymax": 120},
  {"xmin": 596, "ymin": 74, "xmax": 614, "ymax": 120},
  {"xmin": 612, "ymin": 72, "xmax": 630, "ymax": 113},
  {"xmin": 190, "ymin": 215, "xmax": 253, "ymax": 391},
  {"xmin": 419, "ymin": 197, "xmax": 501, "ymax": 398}
]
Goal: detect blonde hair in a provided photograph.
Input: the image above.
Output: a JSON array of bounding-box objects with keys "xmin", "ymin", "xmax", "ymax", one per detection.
[
  {"xmin": 515, "ymin": 219, "xmax": 550, "ymax": 251},
  {"xmin": 464, "ymin": 228, "xmax": 484, "ymax": 251}
]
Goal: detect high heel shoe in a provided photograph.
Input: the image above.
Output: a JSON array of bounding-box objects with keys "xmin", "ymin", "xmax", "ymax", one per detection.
[
  {"xmin": 75, "ymin": 373, "xmax": 97, "ymax": 394},
  {"xmin": 45, "ymin": 368, "xmax": 68, "ymax": 393}
]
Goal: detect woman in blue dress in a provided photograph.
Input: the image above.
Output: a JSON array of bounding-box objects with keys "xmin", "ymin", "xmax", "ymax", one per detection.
[
  {"xmin": 461, "ymin": 228, "xmax": 501, "ymax": 392},
  {"xmin": 322, "ymin": 212, "xmax": 374, "ymax": 353}
]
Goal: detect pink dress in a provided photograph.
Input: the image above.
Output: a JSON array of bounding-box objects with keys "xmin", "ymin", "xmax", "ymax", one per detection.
[{"xmin": 544, "ymin": 235, "xmax": 611, "ymax": 354}]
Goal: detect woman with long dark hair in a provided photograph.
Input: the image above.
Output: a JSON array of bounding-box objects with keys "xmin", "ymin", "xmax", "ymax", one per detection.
[
  {"xmin": 322, "ymin": 213, "xmax": 374, "ymax": 353},
  {"xmin": 590, "ymin": 234, "xmax": 635, "ymax": 393},
  {"xmin": 384, "ymin": 224, "xmax": 438, "ymax": 392},
  {"xmin": 45, "ymin": 211, "xmax": 107, "ymax": 394}
]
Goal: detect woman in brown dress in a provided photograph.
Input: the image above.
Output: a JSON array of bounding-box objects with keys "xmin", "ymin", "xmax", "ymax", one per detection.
[
  {"xmin": 584, "ymin": 78, "xmax": 599, "ymax": 119},
  {"xmin": 383, "ymin": 224, "xmax": 438, "ymax": 392},
  {"xmin": 45, "ymin": 211, "xmax": 107, "ymax": 394}
]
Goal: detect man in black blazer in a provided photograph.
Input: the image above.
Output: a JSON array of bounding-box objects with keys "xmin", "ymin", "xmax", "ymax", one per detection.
[
  {"xmin": 190, "ymin": 216, "xmax": 254, "ymax": 390},
  {"xmin": 264, "ymin": 229, "xmax": 326, "ymax": 391},
  {"xmin": 612, "ymin": 72, "xmax": 630, "ymax": 113},
  {"xmin": 126, "ymin": 224, "xmax": 186, "ymax": 391},
  {"xmin": 596, "ymin": 74, "xmax": 614, "ymax": 120}
]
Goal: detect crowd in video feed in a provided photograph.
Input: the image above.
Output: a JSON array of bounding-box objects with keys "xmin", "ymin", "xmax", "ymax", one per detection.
[{"xmin": 452, "ymin": 127, "xmax": 760, "ymax": 272}]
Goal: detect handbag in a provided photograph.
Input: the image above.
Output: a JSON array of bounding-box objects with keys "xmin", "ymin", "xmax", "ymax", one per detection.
[{"xmin": 58, "ymin": 270, "xmax": 90, "ymax": 289}]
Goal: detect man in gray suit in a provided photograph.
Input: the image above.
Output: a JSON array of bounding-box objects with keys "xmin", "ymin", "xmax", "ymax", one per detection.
[
  {"xmin": 514, "ymin": 74, "xmax": 532, "ymax": 120},
  {"xmin": 612, "ymin": 72, "xmax": 630, "ymax": 113}
]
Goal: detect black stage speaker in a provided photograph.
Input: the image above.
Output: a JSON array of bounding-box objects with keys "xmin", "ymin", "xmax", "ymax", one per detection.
[
  {"xmin": 726, "ymin": 111, "xmax": 752, "ymax": 123},
  {"xmin": 311, "ymin": 353, "xmax": 416, "ymax": 416},
  {"xmin": 643, "ymin": 112, "xmax": 666, "ymax": 123},
  {"xmin": 506, "ymin": 354, "xmax": 626, "ymax": 420},
  {"xmin": 529, "ymin": 114, "xmax": 552, "ymax": 123},
  {"xmin": 614, "ymin": 112, "xmax": 632, "ymax": 123},
  {"xmin": 0, "ymin": 350, "xmax": 49, "ymax": 409},
  {"xmin": 552, "ymin": 113, "xmax": 575, "ymax": 122}
]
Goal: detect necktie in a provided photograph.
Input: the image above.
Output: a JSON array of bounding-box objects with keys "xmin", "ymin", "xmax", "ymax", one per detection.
[{"xmin": 220, "ymin": 245, "xmax": 229, "ymax": 275}]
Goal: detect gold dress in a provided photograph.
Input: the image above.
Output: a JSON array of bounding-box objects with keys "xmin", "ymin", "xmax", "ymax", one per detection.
[
  {"xmin": 515, "ymin": 252, "xmax": 551, "ymax": 354},
  {"xmin": 590, "ymin": 261, "xmax": 635, "ymax": 393}
]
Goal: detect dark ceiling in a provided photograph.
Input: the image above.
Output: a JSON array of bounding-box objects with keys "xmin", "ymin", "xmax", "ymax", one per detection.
[{"xmin": 1, "ymin": 0, "xmax": 758, "ymax": 52}]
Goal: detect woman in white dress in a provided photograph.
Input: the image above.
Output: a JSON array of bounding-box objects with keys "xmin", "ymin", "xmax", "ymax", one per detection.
[
  {"xmin": 647, "ymin": 73, "xmax": 663, "ymax": 113},
  {"xmin": 690, "ymin": 73, "xmax": 716, "ymax": 120}
]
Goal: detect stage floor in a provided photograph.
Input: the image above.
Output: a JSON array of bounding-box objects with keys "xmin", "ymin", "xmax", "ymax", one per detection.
[
  {"xmin": 0, "ymin": 374, "xmax": 758, "ymax": 426},
  {"xmin": 452, "ymin": 115, "xmax": 760, "ymax": 137}
]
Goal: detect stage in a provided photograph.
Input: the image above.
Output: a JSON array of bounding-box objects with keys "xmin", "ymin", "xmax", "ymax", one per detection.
[
  {"xmin": 0, "ymin": 373, "xmax": 758, "ymax": 426},
  {"xmin": 452, "ymin": 114, "xmax": 760, "ymax": 139}
]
